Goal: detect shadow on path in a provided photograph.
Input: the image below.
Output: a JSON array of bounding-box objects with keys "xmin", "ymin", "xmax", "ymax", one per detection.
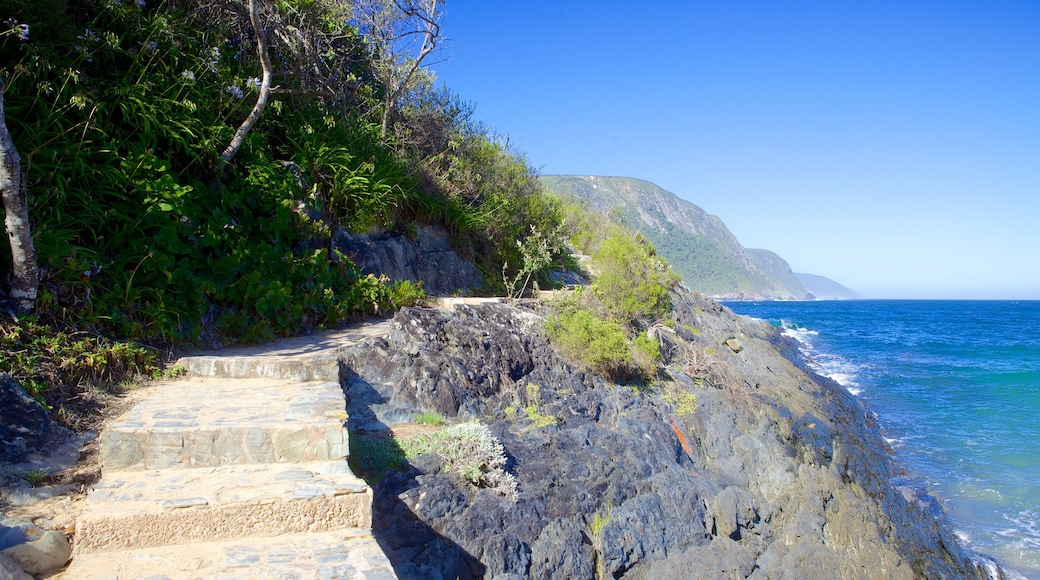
[{"xmin": 340, "ymin": 365, "xmax": 484, "ymax": 580}]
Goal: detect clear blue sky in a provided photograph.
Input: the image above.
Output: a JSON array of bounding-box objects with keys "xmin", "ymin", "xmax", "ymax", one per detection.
[{"xmin": 430, "ymin": 1, "xmax": 1040, "ymax": 299}]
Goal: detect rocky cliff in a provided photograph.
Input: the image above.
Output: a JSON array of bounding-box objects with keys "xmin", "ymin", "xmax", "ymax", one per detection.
[
  {"xmin": 541, "ymin": 175, "xmax": 856, "ymax": 300},
  {"xmin": 340, "ymin": 288, "xmax": 997, "ymax": 579}
]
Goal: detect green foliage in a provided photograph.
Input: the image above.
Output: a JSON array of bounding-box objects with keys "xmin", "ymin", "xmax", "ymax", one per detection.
[
  {"xmin": 545, "ymin": 306, "xmax": 632, "ymax": 379},
  {"xmin": 0, "ymin": 318, "xmax": 160, "ymax": 400},
  {"xmin": 0, "ymin": 0, "xmax": 572, "ymax": 424},
  {"xmin": 387, "ymin": 279, "xmax": 427, "ymax": 309},
  {"xmin": 412, "ymin": 411, "xmax": 446, "ymax": 426},
  {"xmin": 633, "ymin": 332, "xmax": 662, "ymax": 376},
  {"xmin": 661, "ymin": 385, "xmax": 699, "ymax": 417},
  {"xmin": 503, "ymin": 221, "xmax": 565, "ymax": 299},
  {"xmin": 0, "ymin": 1, "xmax": 418, "ymax": 344},
  {"xmin": 593, "ymin": 233, "xmax": 680, "ymax": 323},
  {"xmin": 348, "ymin": 434, "xmax": 406, "ymax": 484},
  {"xmin": 21, "ymin": 468, "xmax": 49, "ymax": 487}
]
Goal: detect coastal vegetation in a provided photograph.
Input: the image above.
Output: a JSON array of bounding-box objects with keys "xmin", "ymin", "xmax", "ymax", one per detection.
[
  {"xmin": 0, "ymin": 0, "xmax": 568, "ymax": 417},
  {"xmin": 544, "ymin": 202, "xmax": 680, "ymax": 381}
]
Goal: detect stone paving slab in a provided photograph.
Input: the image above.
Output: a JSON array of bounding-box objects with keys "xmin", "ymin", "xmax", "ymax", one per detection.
[
  {"xmin": 67, "ymin": 320, "xmax": 399, "ymax": 578},
  {"xmin": 65, "ymin": 528, "xmax": 396, "ymax": 579},
  {"xmin": 176, "ymin": 321, "xmax": 395, "ymax": 382},
  {"xmin": 100, "ymin": 378, "xmax": 349, "ymax": 470},
  {"xmin": 75, "ymin": 461, "xmax": 372, "ymax": 553}
]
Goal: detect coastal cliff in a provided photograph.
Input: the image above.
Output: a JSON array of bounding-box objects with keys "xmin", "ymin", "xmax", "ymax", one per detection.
[{"xmin": 341, "ymin": 287, "xmax": 994, "ymax": 579}]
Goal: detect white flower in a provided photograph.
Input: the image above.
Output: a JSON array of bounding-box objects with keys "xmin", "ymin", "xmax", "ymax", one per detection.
[
  {"xmin": 207, "ymin": 47, "xmax": 220, "ymax": 73},
  {"xmin": 181, "ymin": 70, "xmax": 195, "ymax": 81},
  {"xmin": 247, "ymin": 76, "xmax": 261, "ymax": 90},
  {"xmin": 226, "ymin": 85, "xmax": 244, "ymax": 99}
]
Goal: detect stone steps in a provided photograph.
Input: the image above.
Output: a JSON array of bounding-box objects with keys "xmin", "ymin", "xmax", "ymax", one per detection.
[
  {"xmin": 73, "ymin": 461, "xmax": 371, "ymax": 553},
  {"xmin": 66, "ymin": 528, "xmax": 395, "ymax": 579},
  {"xmin": 64, "ymin": 323, "xmax": 397, "ymax": 578},
  {"xmin": 99, "ymin": 377, "xmax": 349, "ymax": 471}
]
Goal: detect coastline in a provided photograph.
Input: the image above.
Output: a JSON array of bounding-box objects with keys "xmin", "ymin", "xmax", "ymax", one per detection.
[
  {"xmin": 2, "ymin": 293, "xmax": 1013, "ymax": 578},
  {"xmin": 727, "ymin": 299, "xmax": 1039, "ymax": 579}
]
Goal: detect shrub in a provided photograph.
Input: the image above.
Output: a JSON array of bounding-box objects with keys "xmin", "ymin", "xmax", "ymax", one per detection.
[
  {"xmin": 545, "ymin": 308, "xmax": 631, "ymax": 378},
  {"xmin": 633, "ymin": 332, "xmax": 662, "ymax": 376},
  {"xmin": 400, "ymin": 422, "xmax": 518, "ymax": 500},
  {"xmin": 593, "ymin": 233, "xmax": 680, "ymax": 323}
]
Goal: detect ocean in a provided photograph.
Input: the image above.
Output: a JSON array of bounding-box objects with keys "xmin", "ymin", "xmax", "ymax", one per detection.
[{"xmin": 724, "ymin": 300, "xmax": 1040, "ymax": 579}]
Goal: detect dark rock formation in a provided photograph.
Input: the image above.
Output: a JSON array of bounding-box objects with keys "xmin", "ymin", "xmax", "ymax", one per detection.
[
  {"xmin": 341, "ymin": 289, "xmax": 998, "ymax": 579},
  {"xmin": 0, "ymin": 372, "xmax": 72, "ymax": 464},
  {"xmin": 335, "ymin": 224, "xmax": 482, "ymax": 296}
]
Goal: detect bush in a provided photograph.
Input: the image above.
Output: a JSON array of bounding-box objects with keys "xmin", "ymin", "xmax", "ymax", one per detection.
[
  {"xmin": 633, "ymin": 332, "xmax": 662, "ymax": 376},
  {"xmin": 400, "ymin": 422, "xmax": 518, "ymax": 500},
  {"xmin": 593, "ymin": 233, "xmax": 680, "ymax": 323},
  {"xmin": 545, "ymin": 308, "xmax": 631, "ymax": 378}
]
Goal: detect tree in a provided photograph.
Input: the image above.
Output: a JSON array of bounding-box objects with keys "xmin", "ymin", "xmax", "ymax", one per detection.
[
  {"xmin": 353, "ymin": 0, "xmax": 444, "ymax": 140},
  {"xmin": 0, "ymin": 77, "xmax": 38, "ymax": 314}
]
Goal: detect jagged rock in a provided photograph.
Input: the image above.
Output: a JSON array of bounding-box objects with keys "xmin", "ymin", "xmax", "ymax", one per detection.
[
  {"xmin": 343, "ymin": 292, "xmax": 995, "ymax": 579},
  {"xmin": 0, "ymin": 372, "xmax": 72, "ymax": 464},
  {"xmin": 335, "ymin": 224, "xmax": 482, "ymax": 296}
]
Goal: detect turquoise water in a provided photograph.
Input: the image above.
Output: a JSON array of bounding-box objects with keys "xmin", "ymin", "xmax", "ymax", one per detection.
[{"xmin": 725, "ymin": 300, "xmax": 1040, "ymax": 579}]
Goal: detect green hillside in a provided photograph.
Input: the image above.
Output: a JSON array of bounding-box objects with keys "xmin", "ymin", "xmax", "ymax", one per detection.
[{"xmin": 542, "ymin": 175, "xmax": 826, "ymax": 299}]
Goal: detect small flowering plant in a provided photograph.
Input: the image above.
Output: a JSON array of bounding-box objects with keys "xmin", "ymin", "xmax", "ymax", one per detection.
[{"xmin": 2, "ymin": 19, "xmax": 30, "ymax": 42}]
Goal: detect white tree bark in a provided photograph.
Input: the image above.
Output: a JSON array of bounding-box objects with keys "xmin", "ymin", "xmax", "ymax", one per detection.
[
  {"xmin": 220, "ymin": 0, "xmax": 273, "ymax": 163},
  {"xmin": 0, "ymin": 77, "xmax": 39, "ymax": 314}
]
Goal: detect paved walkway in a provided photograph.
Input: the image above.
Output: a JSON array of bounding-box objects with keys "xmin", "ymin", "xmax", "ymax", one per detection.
[{"xmin": 63, "ymin": 320, "xmax": 397, "ymax": 579}]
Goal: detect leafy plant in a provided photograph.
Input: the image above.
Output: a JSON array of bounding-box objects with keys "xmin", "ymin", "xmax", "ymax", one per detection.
[
  {"xmin": 21, "ymin": 467, "xmax": 49, "ymax": 487},
  {"xmin": 400, "ymin": 422, "xmax": 518, "ymax": 499},
  {"xmin": 545, "ymin": 307, "xmax": 632, "ymax": 379}
]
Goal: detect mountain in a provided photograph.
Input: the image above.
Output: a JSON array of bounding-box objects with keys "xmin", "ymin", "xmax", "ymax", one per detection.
[
  {"xmin": 795, "ymin": 272, "xmax": 862, "ymax": 300},
  {"xmin": 541, "ymin": 175, "xmax": 855, "ymax": 300}
]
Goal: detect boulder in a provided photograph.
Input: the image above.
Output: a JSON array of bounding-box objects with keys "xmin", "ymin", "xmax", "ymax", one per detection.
[
  {"xmin": 1, "ymin": 530, "xmax": 72, "ymax": 577},
  {"xmin": 335, "ymin": 224, "xmax": 482, "ymax": 296},
  {"xmin": 0, "ymin": 372, "xmax": 72, "ymax": 464}
]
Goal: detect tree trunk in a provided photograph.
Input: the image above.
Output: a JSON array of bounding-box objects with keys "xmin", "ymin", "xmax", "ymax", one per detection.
[{"xmin": 0, "ymin": 77, "xmax": 39, "ymax": 314}]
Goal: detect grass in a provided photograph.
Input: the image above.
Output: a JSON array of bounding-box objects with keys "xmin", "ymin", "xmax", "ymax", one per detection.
[
  {"xmin": 21, "ymin": 468, "xmax": 50, "ymax": 487},
  {"xmin": 413, "ymin": 411, "xmax": 447, "ymax": 426}
]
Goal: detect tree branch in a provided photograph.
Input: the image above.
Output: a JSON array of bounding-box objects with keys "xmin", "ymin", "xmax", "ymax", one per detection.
[{"xmin": 220, "ymin": 0, "xmax": 273, "ymax": 163}]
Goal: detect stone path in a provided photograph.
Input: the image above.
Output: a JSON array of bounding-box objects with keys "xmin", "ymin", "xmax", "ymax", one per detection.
[{"xmin": 63, "ymin": 321, "xmax": 397, "ymax": 579}]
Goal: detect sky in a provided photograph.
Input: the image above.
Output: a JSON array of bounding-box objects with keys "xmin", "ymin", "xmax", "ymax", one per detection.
[{"xmin": 428, "ymin": 1, "xmax": 1040, "ymax": 299}]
